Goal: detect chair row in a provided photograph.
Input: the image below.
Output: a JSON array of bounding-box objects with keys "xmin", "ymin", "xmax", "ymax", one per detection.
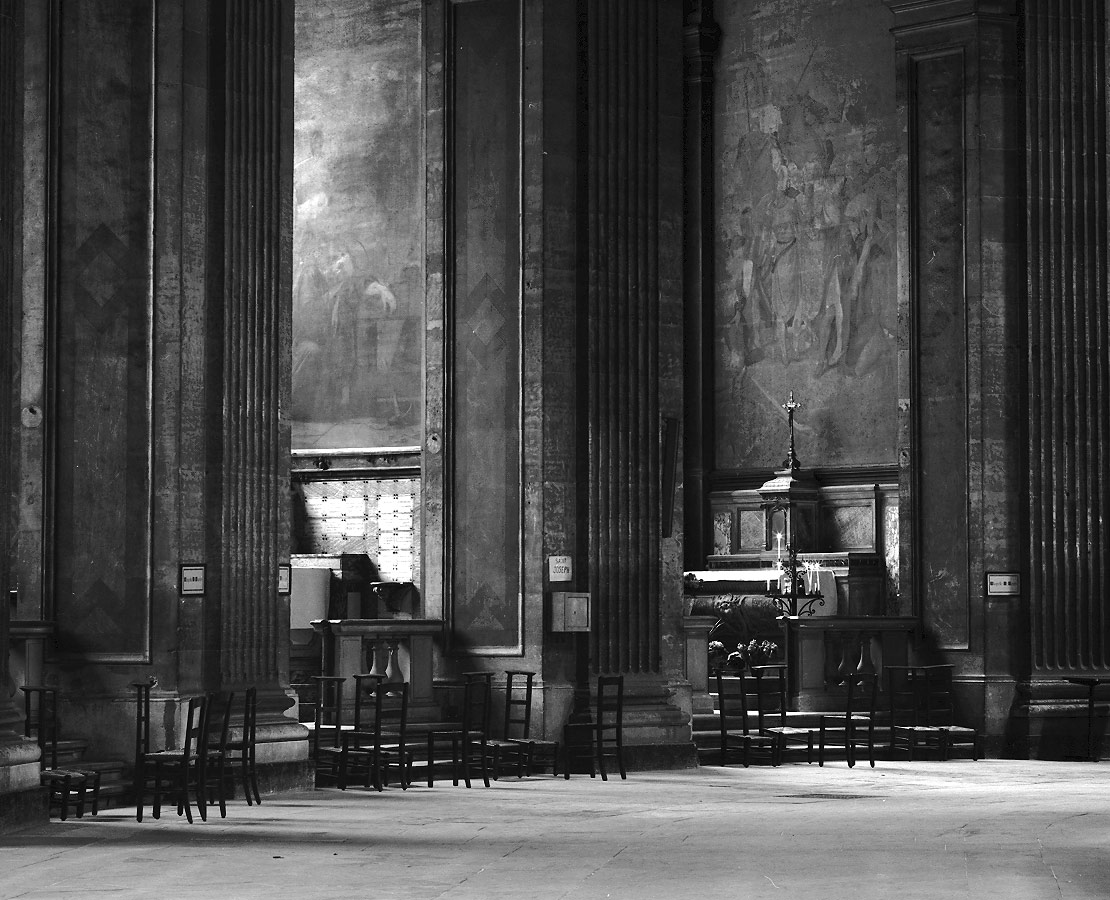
[
  {"xmin": 132, "ymin": 683, "xmax": 260, "ymax": 823},
  {"xmin": 715, "ymin": 664, "xmax": 981, "ymax": 768},
  {"xmin": 305, "ymin": 671, "xmax": 627, "ymax": 790}
]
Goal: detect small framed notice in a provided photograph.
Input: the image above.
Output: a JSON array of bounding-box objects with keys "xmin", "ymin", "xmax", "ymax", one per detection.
[
  {"xmin": 277, "ymin": 564, "xmax": 291, "ymax": 595},
  {"xmin": 179, "ymin": 564, "xmax": 206, "ymax": 596},
  {"xmin": 986, "ymin": 572, "xmax": 1020, "ymax": 596}
]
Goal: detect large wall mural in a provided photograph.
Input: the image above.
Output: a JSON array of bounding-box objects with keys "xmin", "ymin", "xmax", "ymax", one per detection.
[
  {"xmin": 293, "ymin": 0, "xmax": 424, "ymax": 451},
  {"xmin": 715, "ymin": 0, "xmax": 899, "ymax": 469}
]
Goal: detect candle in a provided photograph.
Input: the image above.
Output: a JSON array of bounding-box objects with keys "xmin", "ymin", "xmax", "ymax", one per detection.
[{"xmin": 775, "ymin": 532, "xmax": 783, "ymax": 563}]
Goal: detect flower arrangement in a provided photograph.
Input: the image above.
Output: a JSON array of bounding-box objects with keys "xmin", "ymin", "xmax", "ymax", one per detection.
[{"xmin": 709, "ymin": 638, "xmax": 779, "ymax": 673}]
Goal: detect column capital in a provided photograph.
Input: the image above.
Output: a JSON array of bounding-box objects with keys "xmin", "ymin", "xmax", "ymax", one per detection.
[{"xmin": 683, "ymin": 1, "xmax": 720, "ymax": 85}]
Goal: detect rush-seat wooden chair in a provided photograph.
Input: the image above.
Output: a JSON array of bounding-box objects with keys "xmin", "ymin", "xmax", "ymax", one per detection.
[
  {"xmin": 224, "ymin": 686, "xmax": 261, "ymax": 804},
  {"xmin": 919, "ymin": 664, "xmax": 981, "ymax": 760},
  {"xmin": 426, "ymin": 672, "xmax": 491, "ymax": 788},
  {"xmin": 310, "ymin": 675, "xmax": 348, "ymax": 785},
  {"xmin": 751, "ymin": 665, "xmax": 816, "ymax": 764},
  {"xmin": 715, "ymin": 671, "xmax": 779, "ymax": 767},
  {"xmin": 594, "ymin": 674, "xmax": 626, "ymax": 780},
  {"xmin": 817, "ymin": 671, "xmax": 879, "ymax": 768},
  {"xmin": 135, "ymin": 692, "xmax": 209, "ymax": 823},
  {"xmin": 21, "ymin": 686, "xmax": 94, "ymax": 820},
  {"xmin": 887, "ymin": 666, "xmax": 948, "ymax": 760},
  {"xmin": 337, "ymin": 676, "xmax": 411, "ymax": 791},
  {"xmin": 487, "ymin": 670, "xmax": 560, "ymax": 778}
]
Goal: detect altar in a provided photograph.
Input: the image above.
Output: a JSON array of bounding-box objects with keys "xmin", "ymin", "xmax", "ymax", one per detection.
[{"xmin": 684, "ymin": 391, "xmax": 909, "ymax": 713}]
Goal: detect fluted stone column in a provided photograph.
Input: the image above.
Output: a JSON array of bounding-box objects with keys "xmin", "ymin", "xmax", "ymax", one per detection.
[
  {"xmin": 1023, "ymin": 1, "xmax": 1110, "ymax": 755},
  {"xmin": 213, "ymin": 0, "xmax": 306, "ymax": 782},
  {"xmin": 584, "ymin": 0, "xmax": 692, "ymax": 765},
  {"xmin": 681, "ymin": 0, "xmax": 719, "ymax": 568}
]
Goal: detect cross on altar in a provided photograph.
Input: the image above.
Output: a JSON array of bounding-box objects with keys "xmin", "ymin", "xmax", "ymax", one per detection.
[{"xmin": 782, "ymin": 390, "xmax": 801, "ymax": 471}]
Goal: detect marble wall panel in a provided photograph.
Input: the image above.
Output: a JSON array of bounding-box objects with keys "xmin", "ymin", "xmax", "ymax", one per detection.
[
  {"xmin": 449, "ymin": 0, "xmax": 521, "ymax": 653},
  {"xmin": 54, "ymin": 0, "xmax": 153, "ymax": 660},
  {"xmin": 913, "ymin": 50, "xmax": 969, "ymax": 649}
]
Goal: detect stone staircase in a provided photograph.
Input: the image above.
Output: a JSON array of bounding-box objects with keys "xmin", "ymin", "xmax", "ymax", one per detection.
[{"xmin": 693, "ymin": 696, "xmax": 895, "ymax": 766}]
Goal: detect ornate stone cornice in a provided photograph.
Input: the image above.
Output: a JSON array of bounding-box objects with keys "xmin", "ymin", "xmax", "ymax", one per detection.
[{"xmin": 881, "ymin": 0, "xmax": 1018, "ymax": 32}]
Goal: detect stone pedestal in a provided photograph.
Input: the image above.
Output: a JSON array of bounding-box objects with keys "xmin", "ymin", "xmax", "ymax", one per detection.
[{"xmin": 313, "ymin": 619, "xmax": 444, "ymax": 723}]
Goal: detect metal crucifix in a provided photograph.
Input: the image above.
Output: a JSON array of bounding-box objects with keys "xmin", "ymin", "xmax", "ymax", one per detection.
[{"xmin": 782, "ymin": 390, "xmax": 801, "ymax": 471}]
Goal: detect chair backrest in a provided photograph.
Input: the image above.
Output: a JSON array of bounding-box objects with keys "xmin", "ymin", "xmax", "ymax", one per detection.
[
  {"xmin": 749, "ymin": 665, "xmax": 788, "ymax": 730},
  {"xmin": 502, "ymin": 670, "xmax": 535, "ymax": 740},
  {"xmin": 353, "ymin": 674, "xmax": 385, "ymax": 732},
  {"xmin": 886, "ymin": 666, "xmax": 928, "ymax": 726},
  {"xmin": 375, "ymin": 681, "xmax": 409, "ymax": 743},
  {"xmin": 133, "ymin": 681, "xmax": 153, "ymax": 759},
  {"xmin": 311, "ymin": 675, "xmax": 347, "ymax": 752},
  {"xmin": 21, "ymin": 686, "xmax": 59, "ymax": 770},
  {"xmin": 459, "ymin": 672, "xmax": 491, "ymax": 738},
  {"xmin": 844, "ymin": 671, "xmax": 878, "ymax": 719},
  {"xmin": 181, "ymin": 694, "xmax": 208, "ymax": 759},
  {"xmin": 208, "ymin": 691, "xmax": 235, "ymax": 754},
  {"xmin": 715, "ymin": 671, "xmax": 752, "ymax": 737},
  {"xmin": 596, "ymin": 675, "xmax": 624, "ymax": 739},
  {"xmin": 241, "ymin": 686, "xmax": 258, "ymax": 746},
  {"xmin": 920, "ymin": 664, "xmax": 956, "ymax": 726}
]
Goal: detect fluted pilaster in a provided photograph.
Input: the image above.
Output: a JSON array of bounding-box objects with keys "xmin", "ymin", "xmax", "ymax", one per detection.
[
  {"xmin": 219, "ymin": 0, "xmax": 292, "ymax": 686},
  {"xmin": 681, "ymin": 0, "xmax": 718, "ymax": 566},
  {"xmin": 586, "ymin": 0, "xmax": 661, "ymax": 674},
  {"xmin": 1026, "ymin": 1, "xmax": 1109, "ymax": 671}
]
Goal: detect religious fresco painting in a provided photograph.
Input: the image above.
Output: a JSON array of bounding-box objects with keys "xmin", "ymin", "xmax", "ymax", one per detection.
[
  {"xmin": 715, "ymin": 0, "xmax": 899, "ymax": 469},
  {"xmin": 293, "ymin": 0, "xmax": 424, "ymax": 451}
]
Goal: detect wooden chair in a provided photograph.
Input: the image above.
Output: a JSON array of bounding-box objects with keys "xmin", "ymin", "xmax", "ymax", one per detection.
[
  {"xmin": 135, "ymin": 693, "xmax": 210, "ymax": 823},
  {"xmin": 887, "ymin": 666, "xmax": 947, "ymax": 760},
  {"xmin": 751, "ymin": 665, "xmax": 816, "ymax": 763},
  {"xmin": 426, "ymin": 672, "xmax": 491, "ymax": 788},
  {"xmin": 337, "ymin": 676, "xmax": 411, "ymax": 791},
  {"xmin": 20, "ymin": 686, "xmax": 94, "ymax": 820},
  {"xmin": 311, "ymin": 675, "xmax": 347, "ymax": 785},
  {"xmin": 224, "ymin": 686, "xmax": 261, "ymax": 805},
  {"xmin": 818, "ymin": 671, "xmax": 878, "ymax": 768},
  {"xmin": 714, "ymin": 671, "xmax": 779, "ymax": 767},
  {"xmin": 203, "ymin": 692, "xmax": 235, "ymax": 818},
  {"xmin": 920, "ymin": 665, "xmax": 981, "ymax": 760},
  {"xmin": 594, "ymin": 674, "xmax": 626, "ymax": 780},
  {"xmin": 487, "ymin": 670, "xmax": 559, "ymax": 778}
]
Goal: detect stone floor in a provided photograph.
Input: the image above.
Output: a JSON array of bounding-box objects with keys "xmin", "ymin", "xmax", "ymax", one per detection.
[{"xmin": 3, "ymin": 759, "xmax": 1110, "ymax": 899}]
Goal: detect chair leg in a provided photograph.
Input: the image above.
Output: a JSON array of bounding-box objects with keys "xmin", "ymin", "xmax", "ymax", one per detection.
[
  {"xmin": 427, "ymin": 733, "xmax": 435, "ymax": 788},
  {"xmin": 238, "ymin": 754, "xmax": 252, "ymax": 805},
  {"xmin": 478, "ymin": 739, "xmax": 490, "ymax": 787},
  {"xmin": 249, "ymin": 751, "xmax": 261, "ymax": 805},
  {"xmin": 134, "ymin": 762, "xmax": 145, "ymax": 822},
  {"xmin": 152, "ymin": 763, "xmax": 164, "ymax": 820}
]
